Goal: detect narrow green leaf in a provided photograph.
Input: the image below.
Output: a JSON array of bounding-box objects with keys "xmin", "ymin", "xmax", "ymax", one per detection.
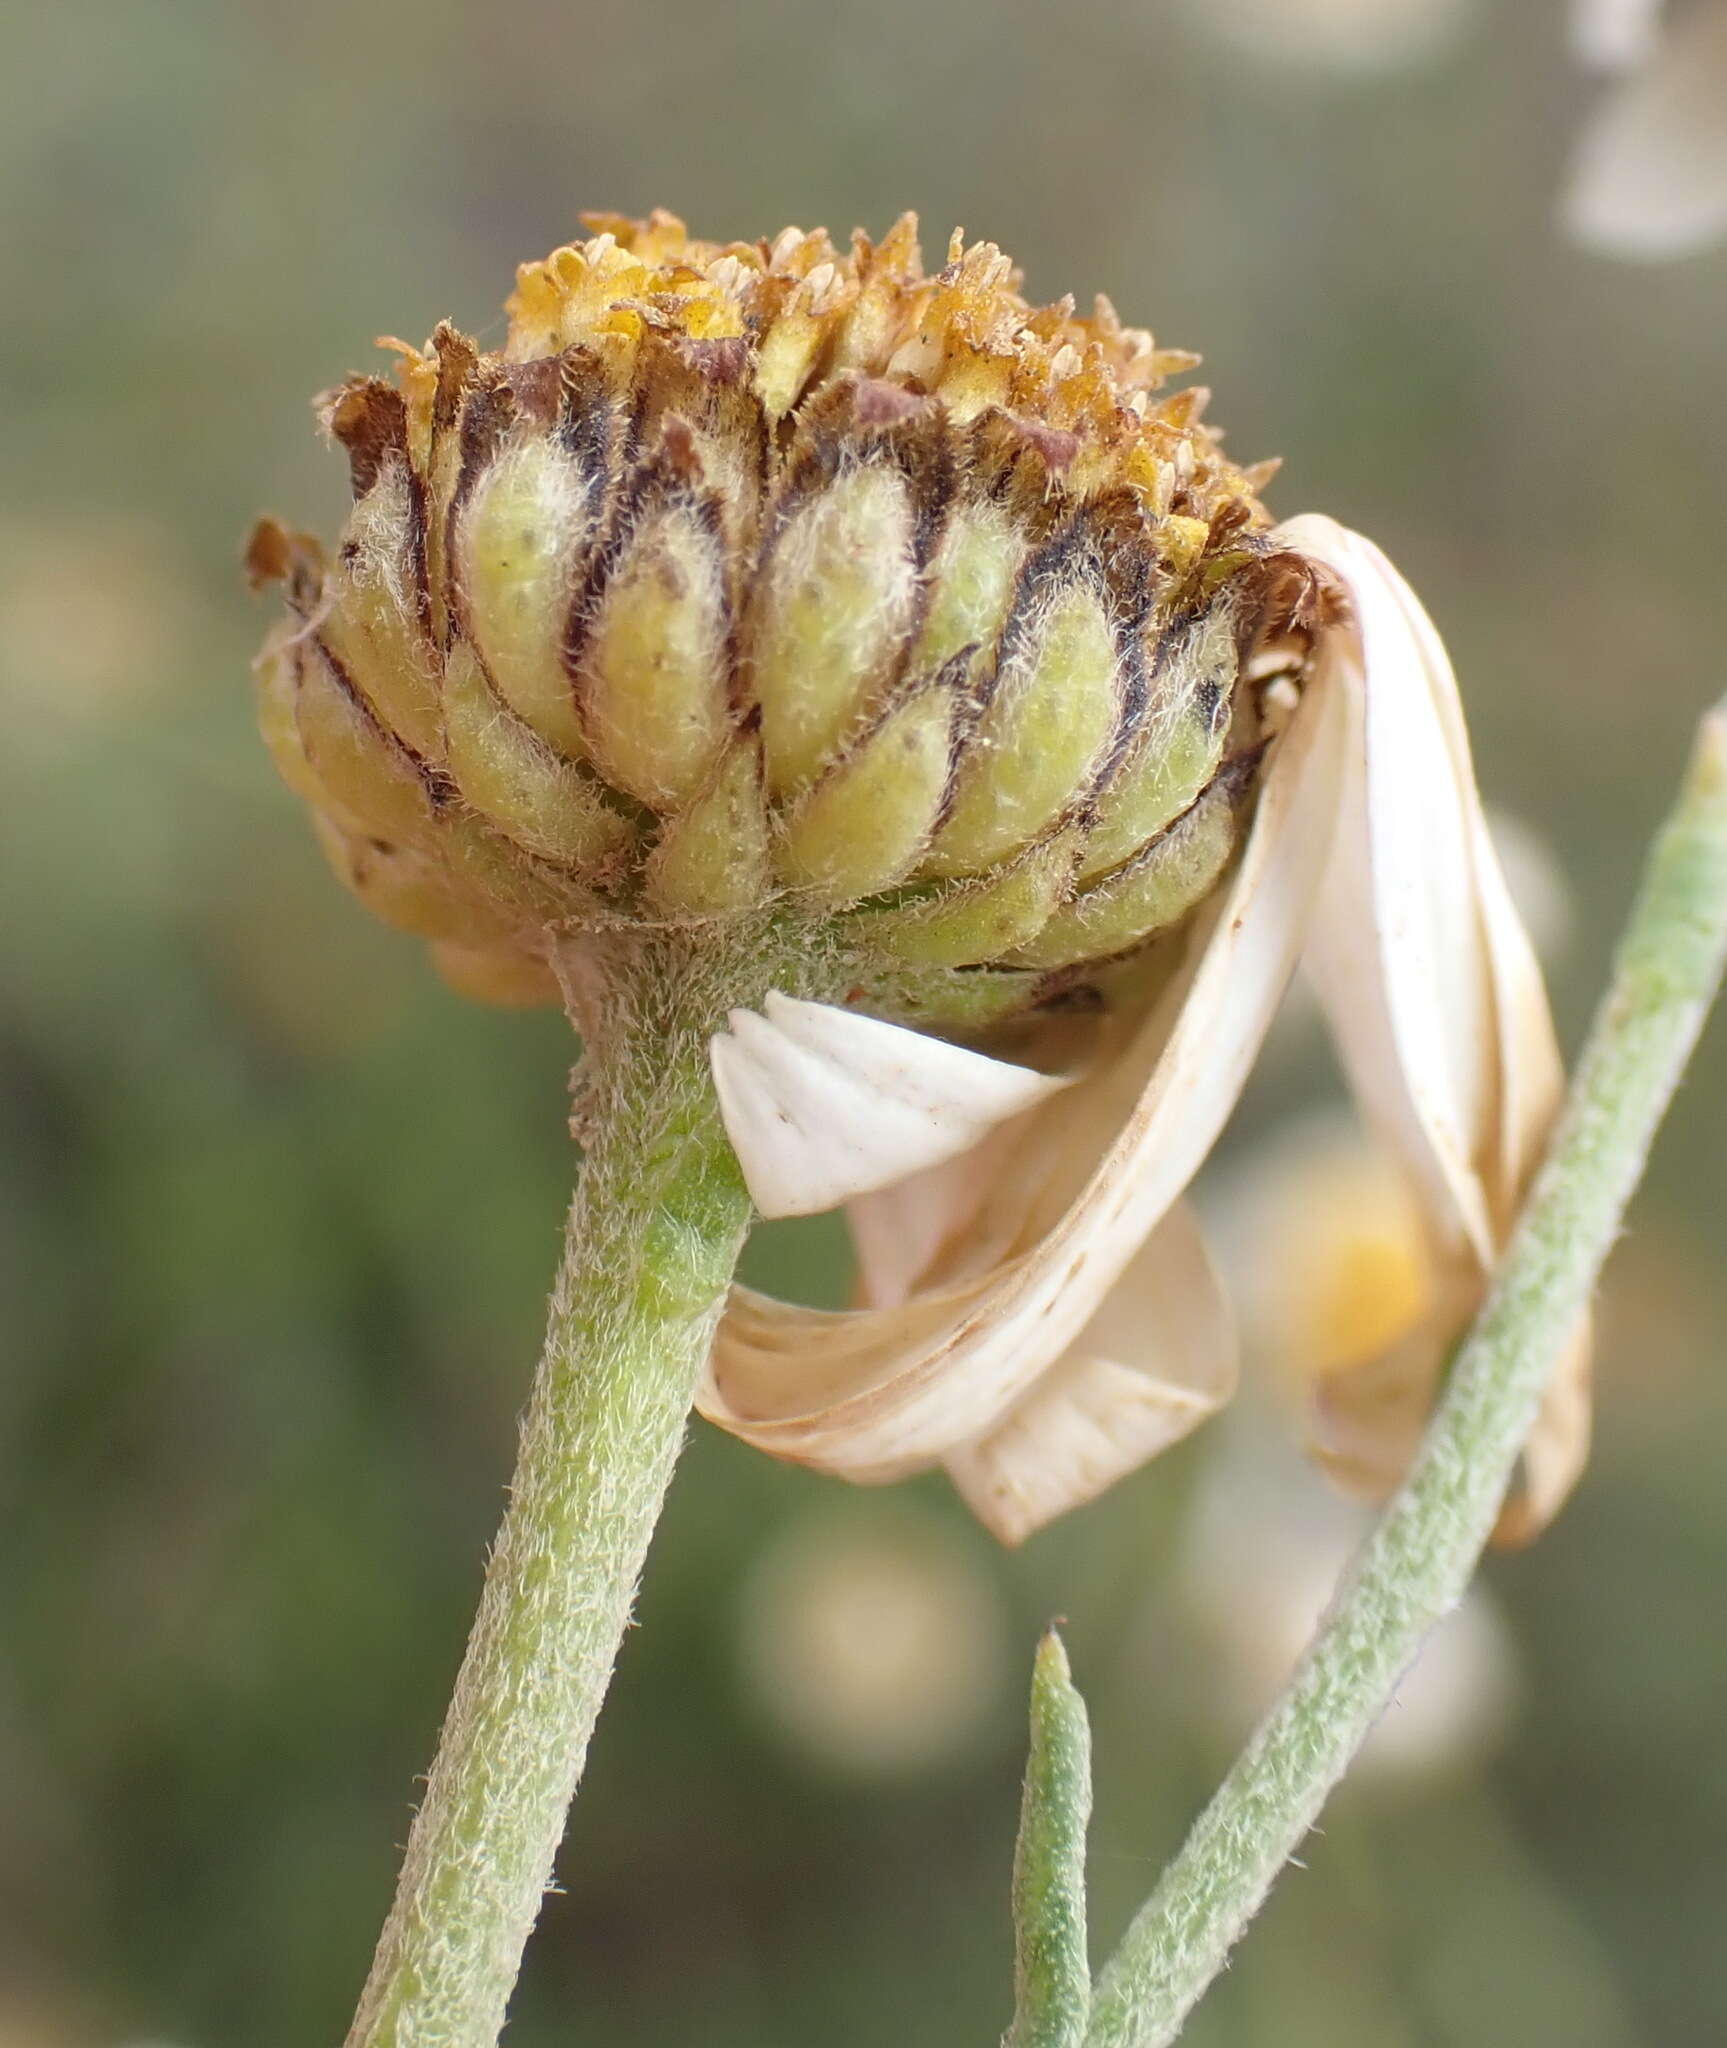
[{"xmin": 1007, "ymin": 1628, "xmax": 1093, "ymax": 2048}]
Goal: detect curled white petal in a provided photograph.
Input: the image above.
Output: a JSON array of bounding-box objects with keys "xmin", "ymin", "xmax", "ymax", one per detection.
[
  {"xmin": 704, "ymin": 517, "xmax": 1584, "ymax": 1545},
  {"xmin": 1279, "ymin": 513, "xmax": 1561, "ymax": 1264},
  {"xmin": 845, "ymin": 1129, "xmax": 1022, "ymax": 1312},
  {"xmin": 699, "ymin": 651, "xmax": 1349, "ymax": 1483},
  {"xmin": 1278, "ymin": 512, "xmax": 1588, "ymax": 1539},
  {"xmin": 710, "ymin": 991, "xmax": 1069, "ymax": 1219},
  {"xmin": 945, "ymin": 1203, "xmax": 1236, "ymax": 1546}
]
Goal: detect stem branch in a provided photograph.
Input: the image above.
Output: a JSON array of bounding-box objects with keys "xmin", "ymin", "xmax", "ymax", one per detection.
[
  {"xmin": 346, "ymin": 938, "xmax": 754, "ymax": 2047},
  {"xmin": 1086, "ymin": 700, "xmax": 1727, "ymax": 2048}
]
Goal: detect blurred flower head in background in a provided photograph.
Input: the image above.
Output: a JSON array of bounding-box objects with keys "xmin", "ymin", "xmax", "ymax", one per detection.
[
  {"xmin": 1204, "ymin": 1107, "xmax": 1435, "ymax": 1406},
  {"xmin": 736, "ymin": 1502, "xmax": 1009, "ymax": 1776},
  {"xmin": 1198, "ymin": 797, "xmax": 1577, "ymax": 1527},
  {"xmin": 1572, "ymin": 0, "xmax": 1664, "ymax": 68},
  {"xmin": 1180, "ymin": 1427, "xmax": 1519, "ymax": 1780},
  {"xmin": 1182, "ymin": 0, "xmax": 1477, "ymax": 76},
  {"xmin": 0, "ymin": 515, "xmax": 192, "ymax": 747},
  {"xmin": 1210, "ymin": 809, "xmax": 1574, "ymax": 1388},
  {"xmin": 1200, "ymin": 1100, "xmax": 1594, "ymax": 1531},
  {"xmin": 1565, "ymin": 0, "xmax": 1727, "ymax": 257}
]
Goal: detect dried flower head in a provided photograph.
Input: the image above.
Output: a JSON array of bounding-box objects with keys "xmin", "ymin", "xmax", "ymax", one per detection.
[
  {"xmin": 699, "ymin": 518, "xmax": 1589, "ymax": 1546},
  {"xmin": 249, "ymin": 212, "xmax": 1291, "ymax": 1016},
  {"xmin": 250, "ymin": 217, "xmax": 1589, "ymax": 1549}
]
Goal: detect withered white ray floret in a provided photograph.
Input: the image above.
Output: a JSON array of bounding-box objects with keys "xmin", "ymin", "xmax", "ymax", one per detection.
[
  {"xmin": 702, "ymin": 521, "xmax": 1591, "ymax": 1546},
  {"xmin": 710, "ymin": 992, "xmax": 1071, "ymax": 1219},
  {"xmin": 699, "ymin": 611, "xmax": 1346, "ymax": 1526},
  {"xmin": 944, "ymin": 1203, "xmax": 1236, "ymax": 1545},
  {"xmin": 1286, "ymin": 515, "xmax": 1589, "ymax": 1541}
]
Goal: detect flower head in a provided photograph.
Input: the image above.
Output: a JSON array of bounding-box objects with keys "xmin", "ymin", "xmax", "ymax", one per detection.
[
  {"xmin": 249, "ymin": 212, "xmax": 1285, "ymax": 1014},
  {"xmin": 250, "ymin": 218, "xmax": 1588, "ymax": 1548}
]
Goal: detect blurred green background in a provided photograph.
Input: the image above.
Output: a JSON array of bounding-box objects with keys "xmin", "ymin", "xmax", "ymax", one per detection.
[{"xmin": 3, "ymin": 0, "xmax": 1726, "ymax": 2041}]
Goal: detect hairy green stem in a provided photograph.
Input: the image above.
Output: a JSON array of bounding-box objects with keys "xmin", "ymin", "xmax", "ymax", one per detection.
[
  {"xmin": 346, "ymin": 936, "xmax": 755, "ymax": 2048},
  {"xmin": 1087, "ymin": 700, "xmax": 1727, "ymax": 2048}
]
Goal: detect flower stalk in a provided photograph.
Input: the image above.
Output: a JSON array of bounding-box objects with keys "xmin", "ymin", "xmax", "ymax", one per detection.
[
  {"xmin": 345, "ymin": 933, "xmax": 757, "ymax": 2048},
  {"xmin": 1085, "ymin": 696, "xmax": 1727, "ymax": 2048}
]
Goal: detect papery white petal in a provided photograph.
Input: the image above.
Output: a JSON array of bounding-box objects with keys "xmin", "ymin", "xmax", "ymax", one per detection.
[
  {"xmin": 945, "ymin": 1203, "xmax": 1236, "ymax": 1545},
  {"xmin": 845, "ymin": 1123, "xmax": 1024, "ymax": 1311},
  {"xmin": 1280, "ymin": 514, "xmax": 1562, "ymax": 1261},
  {"xmin": 1278, "ymin": 513, "xmax": 1588, "ymax": 1539},
  {"xmin": 698, "ymin": 648, "xmax": 1350, "ymax": 1488},
  {"xmin": 710, "ymin": 991, "xmax": 1069, "ymax": 1219},
  {"xmin": 1564, "ymin": 5, "xmax": 1727, "ymax": 258},
  {"xmin": 845, "ymin": 1011, "xmax": 1107, "ymax": 1311}
]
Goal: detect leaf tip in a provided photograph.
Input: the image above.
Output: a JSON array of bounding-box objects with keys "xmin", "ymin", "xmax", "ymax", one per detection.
[{"xmin": 1034, "ymin": 1625, "xmax": 1074, "ymax": 1688}]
